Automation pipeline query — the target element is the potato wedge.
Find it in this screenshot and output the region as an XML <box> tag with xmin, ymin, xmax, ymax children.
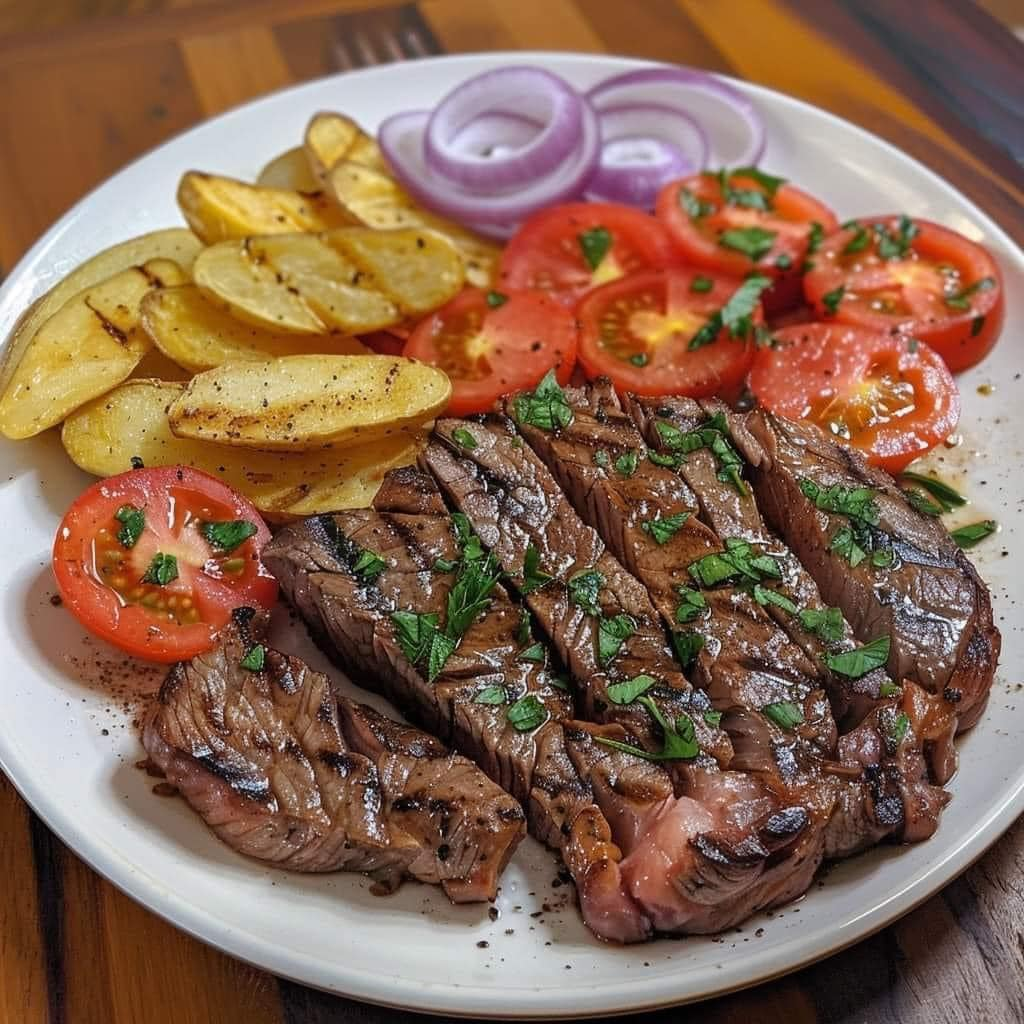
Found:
<box><xmin>304</xmin><ymin>112</ymin><xmax>390</xmax><ymax>179</ymax></box>
<box><xmin>61</xmin><ymin>380</ymin><xmax>419</xmax><ymax>520</ymax></box>
<box><xmin>257</xmin><ymin>147</ymin><xmax>319</xmax><ymax>192</ymax></box>
<box><xmin>0</xmin><ymin>258</ymin><xmax>188</xmax><ymax>439</ymax></box>
<box><xmin>140</xmin><ymin>285</ymin><xmax>368</xmax><ymax>372</ymax></box>
<box><xmin>0</xmin><ymin>228</ymin><xmax>201</xmax><ymax>395</ymax></box>
<box><xmin>167</xmin><ymin>354</ymin><xmax>450</xmax><ymax>451</ymax></box>
<box><xmin>177</xmin><ymin>171</ymin><xmax>354</xmax><ymax>244</ymax></box>
<box><xmin>326</xmin><ymin>160</ymin><xmax>499</xmax><ymax>287</ymax></box>
<box><xmin>193</xmin><ymin>227</ymin><xmax>464</xmax><ymax>335</ymax></box>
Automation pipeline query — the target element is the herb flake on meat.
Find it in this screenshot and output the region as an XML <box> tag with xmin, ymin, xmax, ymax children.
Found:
<box><xmin>514</xmin><ymin>370</ymin><xmax>573</xmax><ymax>432</ymax></box>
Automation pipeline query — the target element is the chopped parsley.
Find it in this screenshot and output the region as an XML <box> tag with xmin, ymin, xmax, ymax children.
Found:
<box><xmin>606</xmin><ymin>673</ymin><xmax>655</xmax><ymax>705</ymax></box>
<box><xmin>807</xmin><ymin>221</ymin><xmax>825</xmax><ymax>255</ymax></box>
<box><xmin>690</xmin><ymin>274</ymin><xmax>714</xmax><ymax>293</ymax></box>
<box><xmin>600</xmin><ymin>696</ymin><xmax>699</xmax><ymax>762</ymax></box>
<box><xmin>593</xmin><ymin>449</ymin><xmax>610</xmax><ymax>468</ymax></box>
<box><xmin>775</xmin><ymin>253</ymin><xmax>793</xmax><ymax>270</ymax></box>
<box><xmin>641</xmin><ymin>511</ymin><xmax>690</xmax><ymax>545</ymax></box>
<box><xmin>648</xmin><ymin>450</ymin><xmax>680</xmax><ymax>468</ymax></box>
<box><xmin>114</xmin><ymin>505</ymin><xmax>145</xmax><ymax>549</ymax></box>
<box><xmin>141</xmin><ymin>552</ymin><xmax>178</xmax><ymax>586</ymax></box>
<box><xmin>675</xmin><ymin>587</ymin><xmax>707</xmax><ymax>624</ymax></box>
<box><xmin>352</xmin><ymin>547</ymin><xmax>387</xmax><ymax>582</ymax></box>
<box><xmin>718</xmin><ymin>226</ymin><xmax>776</xmax><ymax>262</ymax></box>
<box><xmin>474</xmin><ymin>685</ymin><xmax>507</xmax><ymax>705</ymax></box>
<box><xmin>507</xmin><ymin>694</ymin><xmax>547</xmax><ymax>732</ymax></box>
<box><xmin>201</xmin><ymin>519</ymin><xmax>257</xmax><ymax>552</ymax></box>
<box><xmin>518</xmin><ymin>642</ymin><xmax>546</xmax><ymax>663</ymax></box>
<box><xmin>239</xmin><ymin>644</ymin><xmax>265</xmax><ymax>672</ymax></box>
<box><xmin>568</xmin><ymin>568</ymin><xmax>604</xmax><ymax>616</ymax></box>
<box><xmin>433</xmin><ymin>556</ymin><xmax>458</xmax><ymax>573</ymax></box>
<box><xmin>513</xmin><ymin>370</ymin><xmax>573</xmax><ymax>432</ymax></box>
<box><xmin>888</xmin><ymin>710</ymin><xmax>910</xmax><ymax>746</ymax></box>
<box><xmin>516</xmin><ymin>609</ymin><xmax>532</xmax><ymax>645</ymax></box>
<box><xmin>671</xmin><ymin>630</ymin><xmax>705</xmax><ymax>669</ymax></box>
<box><xmin>689</xmin><ymin>537</ymin><xmax>781</xmax><ymax>588</ymax></box>
<box><xmin>798</xmin><ymin>606</ymin><xmax>845</xmax><ymax>644</ymax></box>
<box><xmin>521</xmin><ymin>543</ymin><xmax>553</xmax><ymax>594</ymax></box>
<box><xmin>578</xmin><ymin>226</ymin><xmax>612</xmax><ymax>271</ymax></box>
<box><xmin>879</xmin><ymin>679</ymin><xmax>902</xmax><ymax>698</ymax></box>
<box><xmin>687</xmin><ymin>274</ymin><xmax>772</xmax><ymax>351</ymax></box>
<box><xmin>799</xmin><ymin>478</ymin><xmax>881</xmax><ymax>568</ymax></box>
<box><xmin>704</xmin><ymin>709</ymin><xmax>723</xmax><ymax>727</ymax></box>
<box><xmin>899</xmin><ymin>472</ymin><xmax>965</xmax><ymax>512</ymax></box>
<box><xmin>875</xmin><ymin>215</ymin><xmax>919</xmax><ymax>261</ymax></box>
<box><xmin>654</xmin><ymin>412</ymin><xmax>747</xmax><ymax>496</ymax></box>
<box><xmin>598</xmin><ymin>614</ymin><xmax>635</xmax><ymax>666</ymax></box>
<box><xmin>485</xmin><ymin>289</ymin><xmax>508</xmax><ymax>308</ymax></box>
<box><xmin>614</xmin><ymin>450</ymin><xmax>639</xmax><ymax>477</ymax></box>
<box><xmin>822</xmin><ymin>283</ymin><xmax>845</xmax><ymax>315</ymax></box>
<box><xmin>762</xmin><ymin>700</ymin><xmax>803</xmax><ymax>730</ymax></box>
<box><xmin>452</xmin><ymin>426</ymin><xmax>478</xmax><ymax>450</ymax></box>
<box><xmin>904</xmin><ymin>488</ymin><xmax>944</xmax><ymax>518</ymax></box>
<box><xmin>842</xmin><ymin>223</ymin><xmax>871</xmax><ymax>254</ymax></box>
<box><xmin>679</xmin><ymin>188</ymin><xmax>714</xmax><ymax>219</ymax></box>
<box><xmin>752</xmin><ymin>584</ymin><xmax>798</xmax><ymax>614</ymax></box>
<box><xmin>825</xmin><ymin>635</ymin><xmax>891</xmax><ymax>678</ymax></box>
<box><xmin>629</xmin><ymin>352</ymin><xmax>649</xmax><ymax>367</ymax></box>
<box><xmin>950</xmin><ymin>519</ymin><xmax>997</xmax><ymax>549</ymax></box>
<box><xmin>730</xmin><ymin>166</ymin><xmax>786</xmax><ymax>197</ymax></box>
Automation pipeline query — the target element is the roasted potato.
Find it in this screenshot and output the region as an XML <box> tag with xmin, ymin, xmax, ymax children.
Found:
<box><xmin>140</xmin><ymin>285</ymin><xmax>368</xmax><ymax>372</ymax></box>
<box><xmin>192</xmin><ymin>227</ymin><xmax>464</xmax><ymax>334</ymax></box>
<box><xmin>256</xmin><ymin>147</ymin><xmax>320</xmax><ymax>192</ymax></box>
<box><xmin>0</xmin><ymin>228</ymin><xmax>201</xmax><ymax>396</ymax></box>
<box><xmin>304</xmin><ymin>112</ymin><xmax>389</xmax><ymax>179</ymax></box>
<box><xmin>166</xmin><ymin>353</ymin><xmax>450</xmax><ymax>451</ymax></box>
<box><xmin>325</xmin><ymin>160</ymin><xmax>499</xmax><ymax>287</ymax></box>
<box><xmin>0</xmin><ymin>258</ymin><xmax>189</xmax><ymax>439</ymax></box>
<box><xmin>177</xmin><ymin>171</ymin><xmax>354</xmax><ymax>244</ymax></box>
<box><xmin>61</xmin><ymin>380</ymin><xmax>419</xmax><ymax>520</ymax></box>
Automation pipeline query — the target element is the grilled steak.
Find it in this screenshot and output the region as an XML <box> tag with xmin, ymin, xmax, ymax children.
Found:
<box><xmin>142</xmin><ymin>608</ymin><xmax>524</xmax><ymax>902</ymax></box>
<box><xmin>728</xmin><ymin>407</ymin><xmax>999</xmax><ymax>732</ymax></box>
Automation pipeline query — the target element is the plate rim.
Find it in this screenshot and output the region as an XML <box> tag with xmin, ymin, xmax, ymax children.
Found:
<box><xmin>1</xmin><ymin>49</ymin><xmax>1022</xmax><ymax>1018</ymax></box>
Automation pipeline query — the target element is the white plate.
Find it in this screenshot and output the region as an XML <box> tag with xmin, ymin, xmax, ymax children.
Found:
<box><xmin>0</xmin><ymin>52</ymin><xmax>1021</xmax><ymax>1019</ymax></box>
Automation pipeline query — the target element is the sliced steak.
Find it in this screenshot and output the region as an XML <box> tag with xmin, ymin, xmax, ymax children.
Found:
<box><xmin>142</xmin><ymin>610</ymin><xmax>523</xmax><ymax>902</ymax></box>
<box><xmin>729</xmin><ymin>408</ymin><xmax>999</xmax><ymax>732</ymax></box>
<box><xmin>264</xmin><ymin>476</ymin><xmax>654</xmax><ymax>941</ymax></box>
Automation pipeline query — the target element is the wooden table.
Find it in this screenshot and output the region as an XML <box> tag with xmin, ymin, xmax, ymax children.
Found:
<box><xmin>2</xmin><ymin>2</ymin><xmax>1023</xmax><ymax>1021</ymax></box>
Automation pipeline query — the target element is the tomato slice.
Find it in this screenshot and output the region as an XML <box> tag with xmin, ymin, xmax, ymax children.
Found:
<box><xmin>749</xmin><ymin>323</ymin><xmax>960</xmax><ymax>474</ymax></box>
<box><xmin>403</xmin><ymin>287</ymin><xmax>578</xmax><ymax>416</ymax></box>
<box><xmin>359</xmin><ymin>329</ymin><xmax>407</xmax><ymax>355</ymax></box>
<box><xmin>802</xmin><ymin>216</ymin><xmax>1005</xmax><ymax>373</ymax></box>
<box><xmin>576</xmin><ymin>268</ymin><xmax>763</xmax><ymax>398</ymax></box>
<box><xmin>498</xmin><ymin>201</ymin><xmax>678</xmax><ymax>306</ymax></box>
<box><xmin>655</xmin><ymin>171</ymin><xmax>839</xmax><ymax>314</ymax></box>
<box><xmin>52</xmin><ymin>467</ymin><xmax>278</xmax><ymax>663</ymax></box>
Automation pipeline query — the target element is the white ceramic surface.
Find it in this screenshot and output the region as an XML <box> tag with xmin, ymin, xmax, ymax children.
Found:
<box><xmin>0</xmin><ymin>52</ymin><xmax>1020</xmax><ymax>1019</ymax></box>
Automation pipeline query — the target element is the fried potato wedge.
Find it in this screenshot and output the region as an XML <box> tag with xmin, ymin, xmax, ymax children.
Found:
<box><xmin>177</xmin><ymin>171</ymin><xmax>354</xmax><ymax>244</ymax></box>
<box><xmin>326</xmin><ymin>160</ymin><xmax>499</xmax><ymax>287</ymax></box>
<box><xmin>61</xmin><ymin>380</ymin><xmax>418</xmax><ymax>520</ymax></box>
<box><xmin>0</xmin><ymin>228</ymin><xmax>201</xmax><ymax>395</ymax></box>
<box><xmin>193</xmin><ymin>227</ymin><xmax>464</xmax><ymax>334</ymax></box>
<box><xmin>304</xmin><ymin>112</ymin><xmax>389</xmax><ymax>179</ymax></box>
<box><xmin>167</xmin><ymin>353</ymin><xmax>450</xmax><ymax>451</ymax></box>
<box><xmin>256</xmin><ymin>147</ymin><xmax>320</xmax><ymax>191</ymax></box>
<box><xmin>0</xmin><ymin>258</ymin><xmax>188</xmax><ymax>439</ymax></box>
<box><xmin>140</xmin><ymin>284</ymin><xmax>368</xmax><ymax>372</ymax></box>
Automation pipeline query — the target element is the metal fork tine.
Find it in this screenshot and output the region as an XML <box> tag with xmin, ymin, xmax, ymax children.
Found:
<box><xmin>352</xmin><ymin>29</ymin><xmax>378</xmax><ymax>68</ymax></box>
<box><xmin>399</xmin><ymin>26</ymin><xmax>430</xmax><ymax>59</ymax></box>
<box><xmin>331</xmin><ymin>35</ymin><xmax>356</xmax><ymax>71</ymax></box>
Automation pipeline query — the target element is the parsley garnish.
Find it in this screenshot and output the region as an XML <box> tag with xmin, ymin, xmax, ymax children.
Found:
<box><xmin>450</xmin><ymin>512</ymin><xmax>484</xmax><ymax>561</ymax></box>
<box><xmin>629</xmin><ymin>352</ymin><xmax>649</xmax><ymax>367</ymax></box>
<box><xmin>239</xmin><ymin>644</ymin><xmax>265</xmax><ymax>672</ymax></box>
<box><xmin>679</xmin><ymin>188</ymin><xmax>714</xmax><ymax>219</ymax></box>
<box><xmin>875</xmin><ymin>216</ymin><xmax>919</xmax><ymax>261</ymax></box>
<box><xmin>799</xmin><ymin>478</ymin><xmax>881</xmax><ymax>567</ymax></box>
<box><xmin>752</xmin><ymin>584</ymin><xmax>797</xmax><ymax>614</ymax></box>
<box><xmin>762</xmin><ymin>701</ymin><xmax>803</xmax><ymax>730</ymax></box>
<box><xmin>950</xmin><ymin>519</ymin><xmax>997</xmax><ymax>549</ymax></box>
<box><xmin>442</xmin><ymin>551</ymin><xmax>503</xmax><ymax>643</ymax></box>
<box><xmin>887</xmin><ymin>710</ymin><xmax>910</xmax><ymax>747</ymax></box>
<box><xmin>392</xmin><ymin>609</ymin><xmax>441</xmax><ymax>665</ymax></box>
<box><xmin>578</xmin><ymin>226</ymin><xmax>612</xmax><ymax>271</ymax></box>
<box><xmin>718</xmin><ymin>226</ymin><xmax>776</xmax><ymax>262</ymax></box>
<box><xmin>704</xmin><ymin>709</ymin><xmax>723</xmax><ymax>727</ymax></box>
<box><xmin>433</xmin><ymin>556</ymin><xmax>457</xmax><ymax>573</ymax></box>
<box><xmin>568</xmin><ymin>568</ymin><xmax>604</xmax><ymax>616</ymax></box>
<box><xmin>594</xmin><ymin>449</ymin><xmax>610</xmax><ymax>468</ymax></box>
<box><xmin>474</xmin><ymin>685</ymin><xmax>506</xmax><ymax>705</ymax></box>
<box><xmin>485</xmin><ymin>290</ymin><xmax>508</xmax><ymax>308</ymax></box>
<box><xmin>775</xmin><ymin>253</ymin><xmax>793</xmax><ymax>270</ymax></box>
<box><xmin>514</xmin><ymin>370</ymin><xmax>573</xmax><ymax>432</ymax></box>
<box><xmin>598</xmin><ymin>614</ymin><xmax>635</xmax><ymax>666</ymax></box>
<box><xmin>842</xmin><ymin>223</ymin><xmax>870</xmax><ymax>254</ymax></box>
<box><xmin>114</xmin><ymin>505</ymin><xmax>145</xmax><ymax>549</ymax></box>
<box><xmin>904</xmin><ymin>488</ymin><xmax>944</xmax><ymax>518</ymax></box>
<box><xmin>452</xmin><ymin>427</ymin><xmax>478</xmax><ymax>450</ymax></box>
<box><xmin>596</xmin><ymin>697</ymin><xmax>699</xmax><ymax>762</ymax></box>
<box><xmin>641</xmin><ymin>511</ymin><xmax>690</xmax><ymax>545</ymax></box>
<box><xmin>731</xmin><ymin>166</ymin><xmax>786</xmax><ymax>197</ymax></box>
<box><xmin>141</xmin><ymin>552</ymin><xmax>178</xmax><ymax>586</ymax></box>
<box><xmin>675</xmin><ymin>587</ymin><xmax>707</xmax><ymax>624</ymax></box>
<box><xmin>606</xmin><ymin>674</ymin><xmax>655</xmax><ymax>705</ymax></box>
<box><xmin>798</xmin><ymin>606</ymin><xmax>845</xmax><ymax>644</ymax></box>
<box><xmin>899</xmin><ymin>472</ymin><xmax>965</xmax><ymax>511</ymax></box>
<box><xmin>507</xmin><ymin>694</ymin><xmax>547</xmax><ymax>732</ymax></box>
<box><xmin>879</xmin><ymin>679</ymin><xmax>902</xmax><ymax>698</ymax></box>
<box><xmin>654</xmin><ymin>412</ymin><xmax>748</xmax><ymax>496</ymax></box>
<box><xmin>521</xmin><ymin>543</ymin><xmax>553</xmax><ymax>594</ymax></box>
<box><xmin>614</xmin><ymin>450</ymin><xmax>639</xmax><ymax>477</ymax></box>
<box><xmin>689</xmin><ymin>537</ymin><xmax>781</xmax><ymax>588</ymax></box>
<box><xmin>822</xmin><ymin>284</ymin><xmax>845</xmax><ymax>315</ymax></box>
<box><xmin>516</xmin><ymin>609</ymin><xmax>531</xmax><ymax>645</ymax></box>
<box><xmin>201</xmin><ymin>519</ymin><xmax>257</xmax><ymax>552</ymax></box>
<box><xmin>807</xmin><ymin>221</ymin><xmax>825</xmax><ymax>255</ymax></box>
<box><xmin>716</xmin><ymin>168</ymin><xmax>769</xmax><ymax>211</ymax></box>
<box><xmin>872</xmin><ymin>548</ymin><xmax>895</xmax><ymax>568</ymax></box>
<box><xmin>825</xmin><ymin>635</ymin><xmax>891</xmax><ymax>678</ymax></box>
<box><xmin>671</xmin><ymin>630</ymin><xmax>705</xmax><ymax>669</ymax></box>
<box><xmin>648</xmin><ymin>450</ymin><xmax>680</xmax><ymax>468</ymax></box>
<box><xmin>352</xmin><ymin>547</ymin><xmax>387</xmax><ymax>582</ymax></box>
<box><xmin>687</xmin><ymin>275</ymin><xmax>772</xmax><ymax>351</ymax></box>
<box><xmin>518</xmin><ymin>642</ymin><xmax>546</xmax><ymax>663</ymax></box>
<box><xmin>690</xmin><ymin>275</ymin><xmax>714</xmax><ymax>293</ymax></box>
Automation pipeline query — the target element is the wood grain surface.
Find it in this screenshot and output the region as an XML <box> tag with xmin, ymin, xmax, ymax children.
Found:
<box><xmin>1</xmin><ymin>1</ymin><xmax>1023</xmax><ymax>1021</ymax></box>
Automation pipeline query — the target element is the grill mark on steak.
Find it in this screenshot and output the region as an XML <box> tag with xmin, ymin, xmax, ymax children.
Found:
<box><xmin>729</xmin><ymin>407</ymin><xmax>999</xmax><ymax>734</ymax></box>
<box><xmin>142</xmin><ymin>614</ymin><xmax>523</xmax><ymax>902</ymax></box>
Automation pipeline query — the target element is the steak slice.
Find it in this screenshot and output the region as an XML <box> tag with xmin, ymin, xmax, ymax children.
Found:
<box><xmin>729</xmin><ymin>407</ymin><xmax>999</xmax><ymax>733</ymax></box>
<box><xmin>142</xmin><ymin>609</ymin><xmax>523</xmax><ymax>902</ymax></box>
<box><xmin>264</xmin><ymin>477</ymin><xmax>655</xmax><ymax>941</ymax></box>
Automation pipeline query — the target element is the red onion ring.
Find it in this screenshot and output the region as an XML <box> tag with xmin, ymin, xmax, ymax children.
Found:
<box><xmin>583</xmin><ymin>103</ymin><xmax>708</xmax><ymax>208</ymax></box>
<box><xmin>378</xmin><ymin>103</ymin><xmax>601</xmax><ymax>225</ymax></box>
<box><xmin>424</xmin><ymin>67</ymin><xmax>586</xmax><ymax>193</ymax></box>
<box><xmin>447</xmin><ymin>111</ymin><xmax>543</xmax><ymax>162</ymax></box>
<box><xmin>587</xmin><ymin>67</ymin><xmax>765</xmax><ymax>169</ymax></box>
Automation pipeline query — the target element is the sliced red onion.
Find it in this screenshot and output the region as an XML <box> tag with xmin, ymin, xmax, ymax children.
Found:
<box><xmin>587</xmin><ymin>67</ymin><xmax>765</xmax><ymax>169</ymax></box>
<box><xmin>379</xmin><ymin>104</ymin><xmax>601</xmax><ymax>225</ymax></box>
<box><xmin>448</xmin><ymin>111</ymin><xmax>543</xmax><ymax>162</ymax></box>
<box><xmin>583</xmin><ymin>103</ymin><xmax>708</xmax><ymax>208</ymax></box>
<box><xmin>424</xmin><ymin>67</ymin><xmax>586</xmax><ymax>193</ymax></box>
<box><xmin>465</xmin><ymin>220</ymin><xmax>520</xmax><ymax>241</ymax></box>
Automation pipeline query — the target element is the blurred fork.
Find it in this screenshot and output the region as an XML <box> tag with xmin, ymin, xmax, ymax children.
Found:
<box><xmin>331</xmin><ymin>4</ymin><xmax>442</xmax><ymax>70</ymax></box>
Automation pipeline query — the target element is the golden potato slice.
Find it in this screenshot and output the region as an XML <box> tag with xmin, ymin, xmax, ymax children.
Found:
<box><xmin>0</xmin><ymin>228</ymin><xmax>201</xmax><ymax>396</ymax></box>
<box><xmin>0</xmin><ymin>258</ymin><xmax>188</xmax><ymax>439</ymax></box>
<box><xmin>304</xmin><ymin>112</ymin><xmax>390</xmax><ymax>179</ymax></box>
<box><xmin>256</xmin><ymin>147</ymin><xmax>319</xmax><ymax>191</ymax></box>
<box><xmin>140</xmin><ymin>284</ymin><xmax>368</xmax><ymax>372</ymax></box>
<box><xmin>192</xmin><ymin>227</ymin><xmax>463</xmax><ymax>335</ymax></box>
<box><xmin>61</xmin><ymin>380</ymin><xmax>419</xmax><ymax>520</ymax></box>
<box><xmin>167</xmin><ymin>353</ymin><xmax>450</xmax><ymax>451</ymax></box>
<box><xmin>177</xmin><ymin>171</ymin><xmax>354</xmax><ymax>244</ymax></box>
<box><xmin>326</xmin><ymin>161</ymin><xmax>499</xmax><ymax>287</ymax></box>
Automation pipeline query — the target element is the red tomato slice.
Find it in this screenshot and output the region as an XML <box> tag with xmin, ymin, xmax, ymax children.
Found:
<box><xmin>404</xmin><ymin>288</ymin><xmax>578</xmax><ymax>416</ymax></box>
<box><xmin>498</xmin><ymin>201</ymin><xmax>678</xmax><ymax>306</ymax></box>
<box><xmin>749</xmin><ymin>322</ymin><xmax>960</xmax><ymax>474</ymax></box>
<box><xmin>655</xmin><ymin>171</ymin><xmax>839</xmax><ymax>314</ymax></box>
<box><xmin>576</xmin><ymin>268</ymin><xmax>763</xmax><ymax>398</ymax></box>
<box><xmin>359</xmin><ymin>329</ymin><xmax>407</xmax><ymax>355</ymax></box>
<box><xmin>802</xmin><ymin>216</ymin><xmax>1005</xmax><ymax>373</ymax></box>
<box><xmin>53</xmin><ymin>467</ymin><xmax>278</xmax><ymax>663</ymax></box>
